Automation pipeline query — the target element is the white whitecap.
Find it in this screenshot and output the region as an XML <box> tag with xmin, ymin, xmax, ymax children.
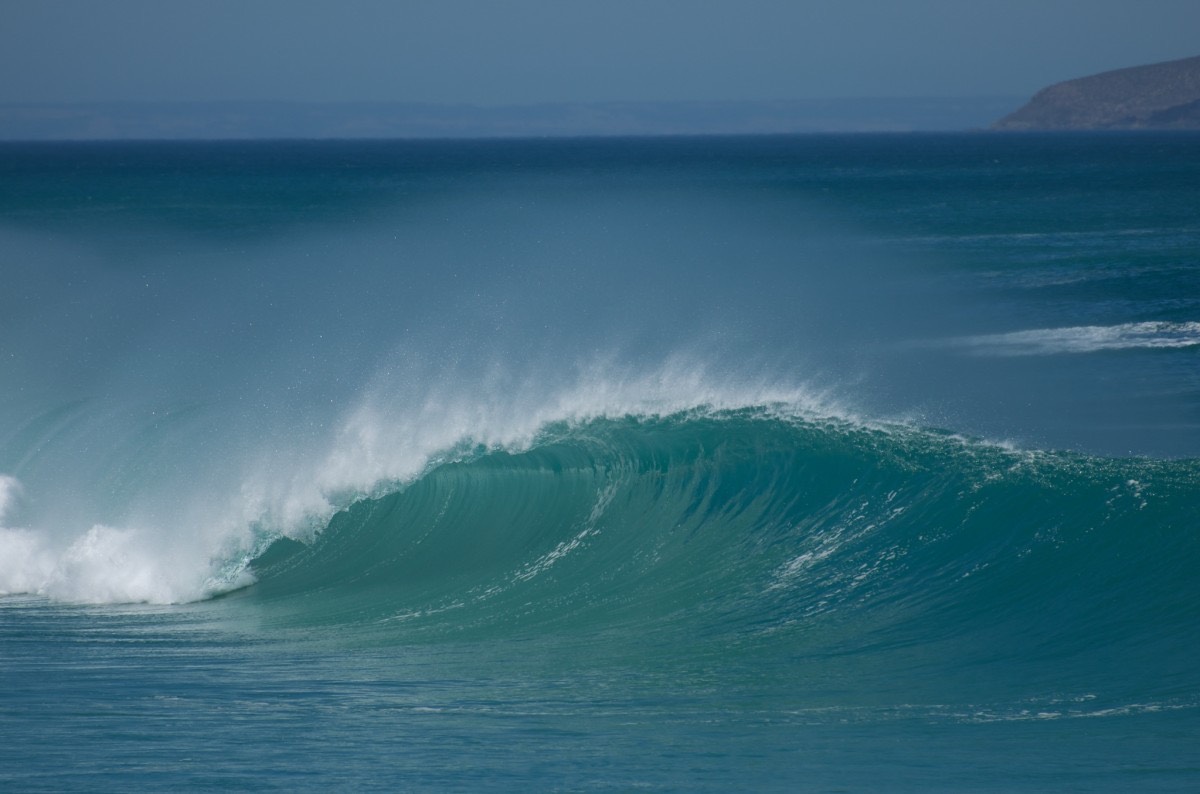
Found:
<box><xmin>952</xmin><ymin>321</ymin><xmax>1200</xmax><ymax>356</ymax></box>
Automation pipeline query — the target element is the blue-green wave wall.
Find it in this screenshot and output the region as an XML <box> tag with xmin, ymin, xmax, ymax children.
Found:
<box><xmin>241</xmin><ymin>410</ymin><xmax>1199</xmax><ymax>704</ymax></box>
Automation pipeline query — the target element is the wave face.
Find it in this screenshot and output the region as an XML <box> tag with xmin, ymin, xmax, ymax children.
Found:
<box><xmin>238</xmin><ymin>408</ymin><xmax>1200</xmax><ymax>704</ymax></box>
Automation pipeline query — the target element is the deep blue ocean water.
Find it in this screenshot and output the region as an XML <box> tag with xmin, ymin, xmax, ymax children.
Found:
<box><xmin>2</xmin><ymin>134</ymin><xmax>1199</xmax><ymax>790</ymax></box>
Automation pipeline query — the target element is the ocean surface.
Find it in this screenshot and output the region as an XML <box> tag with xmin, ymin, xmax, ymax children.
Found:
<box><xmin>1</xmin><ymin>134</ymin><xmax>1198</xmax><ymax>790</ymax></box>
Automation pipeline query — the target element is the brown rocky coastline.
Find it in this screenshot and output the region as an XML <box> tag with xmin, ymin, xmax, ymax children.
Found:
<box><xmin>994</xmin><ymin>54</ymin><xmax>1200</xmax><ymax>130</ymax></box>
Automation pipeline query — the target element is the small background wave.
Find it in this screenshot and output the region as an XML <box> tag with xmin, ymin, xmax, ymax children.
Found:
<box><xmin>953</xmin><ymin>321</ymin><xmax>1200</xmax><ymax>356</ymax></box>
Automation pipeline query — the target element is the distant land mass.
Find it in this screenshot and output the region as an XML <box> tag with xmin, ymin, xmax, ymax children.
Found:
<box><xmin>994</xmin><ymin>55</ymin><xmax>1200</xmax><ymax>130</ymax></box>
<box><xmin>0</xmin><ymin>98</ymin><xmax>1019</xmax><ymax>140</ymax></box>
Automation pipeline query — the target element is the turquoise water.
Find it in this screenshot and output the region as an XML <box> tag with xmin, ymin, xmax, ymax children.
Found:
<box><xmin>2</xmin><ymin>135</ymin><xmax>1199</xmax><ymax>790</ymax></box>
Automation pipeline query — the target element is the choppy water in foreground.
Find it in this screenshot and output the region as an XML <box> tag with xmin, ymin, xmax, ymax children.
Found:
<box><xmin>2</xmin><ymin>134</ymin><xmax>1199</xmax><ymax>790</ymax></box>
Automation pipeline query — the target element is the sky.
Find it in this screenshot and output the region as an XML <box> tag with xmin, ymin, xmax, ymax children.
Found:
<box><xmin>1</xmin><ymin>0</ymin><xmax>1198</xmax><ymax>105</ymax></box>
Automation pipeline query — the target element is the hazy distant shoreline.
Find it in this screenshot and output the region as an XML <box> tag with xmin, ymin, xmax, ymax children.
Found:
<box><xmin>0</xmin><ymin>98</ymin><xmax>1020</xmax><ymax>140</ymax></box>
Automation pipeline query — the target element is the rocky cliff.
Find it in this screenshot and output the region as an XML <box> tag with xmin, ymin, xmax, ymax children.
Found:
<box><xmin>994</xmin><ymin>55</ymin><xmax>1200</xmax><ymax>130</ymax></box>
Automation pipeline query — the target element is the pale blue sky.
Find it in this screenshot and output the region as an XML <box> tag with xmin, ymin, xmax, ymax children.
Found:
<box><xmin>2</xmin><ymin>0</ymin><xmax>1197</xmax><ymax>104</ymax></box>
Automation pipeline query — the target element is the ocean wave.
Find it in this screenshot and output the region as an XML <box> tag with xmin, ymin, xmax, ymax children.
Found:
<box><xmin>229</xmin><ymin>409</ymin><xmax>1199</xmax><ymax>669</ymax></box>
<box><xmin>0</xmin><ymin>369</ymin><xmax>843</xmax><ymax>605</ymax></box>
<box><xmin>3</xmin><ymin>383</ymin><xmax>1197</xmax><ymax>681</ymax></box>
<box><xmin>952</xmin><ymin>321</ymin><xmax>1200</xmax><ymax>355</ymax></box>
<box><xmin>3</xmin><ymin>397</ymin><xmax>1198</xmax><ymax>714</ymax></box>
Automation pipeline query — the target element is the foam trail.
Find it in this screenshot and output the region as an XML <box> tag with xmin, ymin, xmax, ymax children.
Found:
<box><xmin>953</xmin><ymin>321</ymin><xmax>1200</xmax><ymax>356</ymax></box>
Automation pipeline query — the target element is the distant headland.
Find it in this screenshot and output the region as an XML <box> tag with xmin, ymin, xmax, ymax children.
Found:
<box><xmin>994</xmin><ymin>55</ymin><xmax>1200</xmax><ymax>130</ymax></box>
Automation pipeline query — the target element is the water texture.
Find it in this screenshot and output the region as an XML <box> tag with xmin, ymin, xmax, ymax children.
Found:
<box><xmin>2</xmin><ymin>134</ymin><xmax>1198</xmax><ymax>790</ymax></box>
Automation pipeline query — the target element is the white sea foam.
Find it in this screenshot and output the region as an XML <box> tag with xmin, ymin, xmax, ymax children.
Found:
<box><xmin>953</xmin><ymin>321</ymin><xmax>1200</xmax><ymax>356</ymax></box>
<box><xmin>0</xmin><ymin>525</ymin><xmax>57</xmax><ymax>598</ymax></box>
<box><xmin>43</xmin><ymin>525</ymin><xmax>186</xmax><ymax>604</ymax></box>
<box><xmin>0</xmin><ymin>476</ymin><xmax>55</xmax><ymax>596</ymax></box>
<box><xmin>0</xmin><ymin>473</ymin><xmax>243</xmax><ymax>604</ymax></box>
